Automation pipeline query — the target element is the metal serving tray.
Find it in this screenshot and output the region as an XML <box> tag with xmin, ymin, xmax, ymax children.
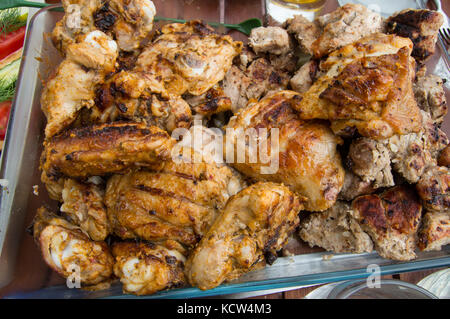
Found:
<box><xmin>0</xmin><ymin>0</ymin><xmax>449</xmax><ymax>299</ymax></box>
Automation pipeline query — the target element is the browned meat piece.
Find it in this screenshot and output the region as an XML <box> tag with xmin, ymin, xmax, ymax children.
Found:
<box><xmin>416</xmin><ymin>166</ymin><xmax>450</xmax><ymax>213</ymax></box>
<box><xmin>311</xmin><ymin>4</ymin><xmax>383</xmax><ymax>58</ymax></box>
<box><xmin>339</xmin><ymin>170</ymin><xmax>376</xmax><ymax>201</ymax></box>
<box><xmin>438</xmin><ymin>145</ymin><xmax>450</xmax><ymax>167</ymax></box>
<box><xmin>299</xmin><ymin>201</ymin><xmax>373</xmax><ymax>254</ymax></box>
<box><xmin>184</xmin><ymin>84</ymin><xmax>232</xmax><ymax>116</ymax></box>
<box><xmin>284</xmin><ymin>14</ymin><xmax>320</xmax><ymax>56</ymax></box>
<box><xmin>105</xmin><ymin>157</ymin><xmax>246</xmax><ymax>247</ymax></box>
<box><xmin>225</xmin><ymin>90</ymin><xmax>345</xmax><ymax>212</ymax></box>
<box><xmin>417</xmin><ymin>211</ymin><xmax>450</xmax><ymax>251</ymax></box>
<box><xmin>185</xmin><ymin>182</ymin><xmax>303</xmax><ymax>290</ymax></box>
<box><xmin>248</xmin><ymin>26</ymin><xmax>290</xmax><ymax>55</ymax></box>
<box><xmin>112</xmin><ymin>241</ymin><xmax>186</xmax><ymax>295</ymax></box>
<box><xmin>60</xmin><ymin>178</ymin><xmax>110</xmax><ymax>241</ymax></box>
<box><xmin>40</xmin><ymin>122</ymin><xmax>176</xmax><ymax>180</ymax></box>
<box><xmin>222</xmin><ymin>58</ymin><xmax>289</xmax><ymax>113</ymax></box>
<box><xmin>32</xmin><ymin>207</ymin><xmax>114</xmax><ymax>289</ymax></box>
<box><xmin>414</xmin><ymin>74</ymin><xmax>448</xmax><ymax>125</ymax></box>
<box><xmin>386</xmin><ymin>9</ymin><xmax>444</xmax><ymax>62</ymax></box>
<box><xmin>347</xmin><ymin>138</ymin><xmax>394</xmax><ymax>188</ymax></box>
<box><xmin>352</xmin><ymin>186</ymin><xmax>422</xmax><ymax>261</ymax></box>
<box><xmin>289</xmin><ymin>60</ymin><xmax>318</xmax><ymax>94</ymax></box>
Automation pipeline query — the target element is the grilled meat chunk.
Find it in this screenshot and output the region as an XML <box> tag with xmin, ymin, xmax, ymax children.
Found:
<box><xmin>416</xmin><ymin>166</ymin><xmax>450</xmax><ymax>213</ymax></box>
<box><xmin>249</xmin><ymin>26</ymin><xmax>290</xmax><ymax>55</ymax></box>
<box><xmin>225</xmin><ymin>90</ymin><xmax>345</xmax><ymax>211</ymax></box>
<box><xmin>105</xmin><ymin>157</ymin><xmax>246</xmax><ymax>246</ymax></box>
<box><xmin>290</xmin><ymin>60</ymin><xmax>318</xmax><ymax>94</ymax></box>
<box><xmin>112</xmin><ymin>241</ymin><xmax>186</xmax><ymax>295</ymax></box>
<box><xmin>32</xmin><ymin>207</ymin><xmax>114</xmax><ymax>289</ymax></box>
<box><xmin>284</xmin><ymin>14</ymin><xmax>320</xmax><ymax>56</ymax></box>
<box><xmin>386</xmin><ymin>9</ymin><xmax>444</xmax><ymax>62</ymax></box>
<box><xmin>438</xmin><ymin>145</ymin><xmax>450</xmax><ymax>167</ymax></box>
<box><xmin>299</xmin><ymin>201</ymin><xmax>373</xmax><ymax>254</ymax></box>
<box><xmin>417</xmin><ymin>211</ymin><xmax>450</xmax><ymax>251</ymax></box>
<box><xmin>352</xmin><ymin>186</ymin><xmax>422</xmax><ymax>261</ymax></box>
<box><xmin>339</xmin><ymin>170</ymin><xmax>376</xmax><ymax>201</ymax></box>
<box><xmin>40</xmin><ymin>122</ymin><xmax>176</xmax><ymax>180</ymax></box>
<box><xmin>414</xmin><ymin>73</ymin><xmax>447</xmax><ymax>125</ymax></box>
<box><xmin>185</xmin><ymin>182</ymin><xmax>303</xmax><ymax>290</ymax></box>
<box><xmin>60</xmin><ymin>178</ymin><xmax>110</xmax><ymax>241</ymax></box>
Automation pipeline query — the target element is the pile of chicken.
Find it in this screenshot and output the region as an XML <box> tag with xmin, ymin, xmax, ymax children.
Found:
<box><xmin>32</xmin><ymin>0</ymin><xmax>450</xmax><ymax>295</ymax></box>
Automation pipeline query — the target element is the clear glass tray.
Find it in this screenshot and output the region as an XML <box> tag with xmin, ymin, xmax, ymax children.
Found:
<box><xmin>0</xmin><ymin>0</ymin><xmax>449</xmax><ymax>299</ymax></box>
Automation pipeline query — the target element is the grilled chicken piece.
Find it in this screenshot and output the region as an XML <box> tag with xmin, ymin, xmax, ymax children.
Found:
<box><xmin>40</xmin><ymin>122</ymin><xmax>175</xmax><ymax>180</ymax></box>
<box><xmin>417</xmin><ymin>211</ymin><xmax>450</xmax><ymax>251</ymax></box>
<box><xmin>135</xmin><ymin>21</ymin><xmax>242</xmax><ymax>96</ymax></box>
<box><xmin>60</xmin><ymin>178</ymin><xmax>109</xmax><ymax>241</ymax></box>
<box><xmin>248</xmin><ymin>26</ymin><xmax>290</xmax><ymax>55</ymax></box>
<box><xmin>225</xmin><ymin>90</ymin><xmax>345</xmax><ymax>211</ymax></box>
<box><xmin>386</xmin><ymin>9</ymin><xmax>444</xmax><ymax>62</ymax></box>
<box><xmin>52</xmin><ymin>0</ymin><xmax>156</xmax><ymax>53</ymax></box>
<box><xmin>112</xmin><ymin>241</ymin><xmax>186</xmax><ymax>295</ymax></box>
<box><xmin>338</xmin><ymin>170</ymin><xmax>376</xmax><ymax>201</ymax></box>
<box><xmin>414</xmin><ymin>73</ymin><xmax>447</xmax><ymax>125</ymax></box>
<box><xmin>92</xmin><ymin>71</ymin><xmax>192</xmax><ymax>132</ymax></box>
<box><xmin>352</xmin><ymin>186</ymin><xmax>422</xmax><ymax>261</ymax></box>
<box><xmin>41</xmin><ymin>30</ymin><xmax>118</xmax><ymax>138</ymax></box>
<box><xmin>416</xmin><ymin>166</ymin><xmax>450</xmax><ymax>213</ymax></box>
<box><xmin>222</xmin><ymin>58</ymin><xmax>289</xmax><ymax>113</ymax></box>
<box><xmin>293</xmin><ymin>34</ymin><xmax>423</xmax><ymax>140</ymax></box>
<box><xmin>299</xmin><ymin>201</ymin><xmax>373</xmax><ymax>254</ymax></box>
<box><xmin>32</xmin><ymin>207</ymin><xmax>114</xmax><ymax>289</ymax></box>
<box><xmin>185</xmin><ymin>182</ymin><xmax>303</xmax><ymax>290</ymax></box>
<box><xmin>105</xmin><ymin>155</ymin><xmax>246</xmax><ymax>247</ymax></box>
<box><xmin>438</xmin><ymin>145</ymin><xmax>450</xmax><ymax>167</ymax></box>
<box><xmin>184</xmin><ymin>84</ymin><xmax>233</xmax><ymax>116</ymax></box>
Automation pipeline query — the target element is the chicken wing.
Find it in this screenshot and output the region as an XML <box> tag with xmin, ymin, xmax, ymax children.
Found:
<box><xmin>105</xmin><ymin>156</ymin><xmax>246</xmax><ymax>247</ymax></box>
<box><xmin>52</xmin><ymin>0</ymin><xmax>156</xmax><ymax>53</ymax></box>
<box><xmin>41</xmin><ymin>30</ymin><xmax>118</xmax><ymax>138</ymax></box>
<box><xmin>352</xmin><ymin>186</ymin><xmax>422</xmax><ymax>261</ymax></box>
<box><xmin>112</xmin><ymin>241</ymin><xmax>185</xmax><ymax>295</ymax></box>
<box><xmin>32</xmin><ymin>207</ymin><xmax>114</xmax><ymax>289</ymax></box>
<box><xmin>60</xmin><ymin>178</ymin><xmax>110</xmax><ymax>241</ymax></box>
<box><xmin>386</xmin><ymin>9</ymin><xmax>444</xmax><ymax>63</ymax></box>
<box><xmin>225</xmin><ymin>90</ymin><xmax>345</xmax><ymax>211</ymax></box>
<box><xmin>135</xmin><ymin>20</ymin><xmax>243</xmax><ymax>96</ymax></box>
<box><xmin>185</xmin><ymin>182</ymin><xmax>303</xmax><ymax>290</ymax></box>
<box><xmin>40</xmin><ymin>122</ymin><xmax>176</xmax><ymax>180</ymax></box>
<box><xmin>299</xmin><ymin>201</ymin><xmax>373</xmax><ymax>254</ymax></box>
<box><xmin>292</xmin><ymin>34</ymin><xmax>422</xmax><ymax>140</ymax></box>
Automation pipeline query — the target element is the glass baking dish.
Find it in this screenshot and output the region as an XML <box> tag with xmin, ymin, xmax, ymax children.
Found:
<box><xmin>0</xmin><ymin>0</ymin><xmax>449</xmax><ymax>299</ymax></box>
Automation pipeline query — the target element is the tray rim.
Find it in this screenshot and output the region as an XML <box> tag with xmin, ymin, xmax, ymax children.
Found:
<box><xmin>1</xmin><ymin>2</ymin><xmax>450</xmax><ymax>299</ymax></box>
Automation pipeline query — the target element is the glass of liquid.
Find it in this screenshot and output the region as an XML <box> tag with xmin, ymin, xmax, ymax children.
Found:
<box><xmin>265</xmin><ymin>0</ymin><xmax>327</xmax><ymax>24</ymax></box>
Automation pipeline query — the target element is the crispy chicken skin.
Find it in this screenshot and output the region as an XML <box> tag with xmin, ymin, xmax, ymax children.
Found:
<box><xmin>416</xmin><ymin>166</ymin><xmax>450</xmax><ymax>213</ymax></box>
<box><xmin>112</xmin><ymin>241</ymin><xmax>185</xmax><ymax>295</ymax></box>
<box><xmin>225</xmin><ymin>90</ymin><xmax>345</xmax><ymax>211</ymax></box>
<box><xmin>41</xmin><ymin>31</ymin><xmax>118</xmax><ymax>138</ymax></box>
<box><xmin>60</xmin><ymin>179</ymin><xmax>110</xmax><ymax>241</ymax></box>
<box><xmin>105</xmin><ymin>158</ymin><xmax>246</xmax><ymax>246</ymax></box>
<box><xmin>386</xmin><ymin>9</ymin><xmax>444</xmax><ymax>62</ymax></box>
<box><xmin>294</xmin><ymin>35</ymin><xmax>422</xmax><ymax>140</ymax></box>
<box><xmin>52</xmin><ymin>0</ymin><xmax>156</xmax><ymax>53</ymax></box>
<box><xmin>185</xmin><ymin>182</ymin><xmax>303</xmax><ymax>290</ymax></box>
<box><xmin>299</xmin><ymin>201</ymin><xmax>373</xmax><ymax>254</ymax></box>
<box><xmin>32</xmin><ymin>207</ymin><xmax>114</xmax><ymax>288</ymax></box>
<box><xmin>135</xmin><ymin>21</ymin><xmax>242</xmax><ymax>96</ymax></box>
<box><xmin>417</xmin><ymin>211</ymin><xmax>450</xmax><ymax>251</ymax></box>
<box><xmin>40</xmin><ymin>122</ymin><xmax>175</xmax><ymax>180</ymax></box>
<box><xmin>352</xmin><ymin>186</ymin><xmax>422</xmax><ymax>261</ymax></box>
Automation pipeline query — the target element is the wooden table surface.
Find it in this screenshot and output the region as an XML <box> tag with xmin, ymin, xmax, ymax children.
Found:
<box><xmin>0</xmin><ymin>0</ymin><xmax>448</xmax><ymax>299</ymax></box>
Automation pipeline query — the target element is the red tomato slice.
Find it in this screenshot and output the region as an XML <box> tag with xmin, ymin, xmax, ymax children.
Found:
<box><xmin>0</xmin><ymin>26</ymin><xmax>26</xmax><ymax>61</ymax></box>
<box><xmin>0</xmin><ymin>101</ymin><xmax>12</xmax><ymax>140</ymax></box>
